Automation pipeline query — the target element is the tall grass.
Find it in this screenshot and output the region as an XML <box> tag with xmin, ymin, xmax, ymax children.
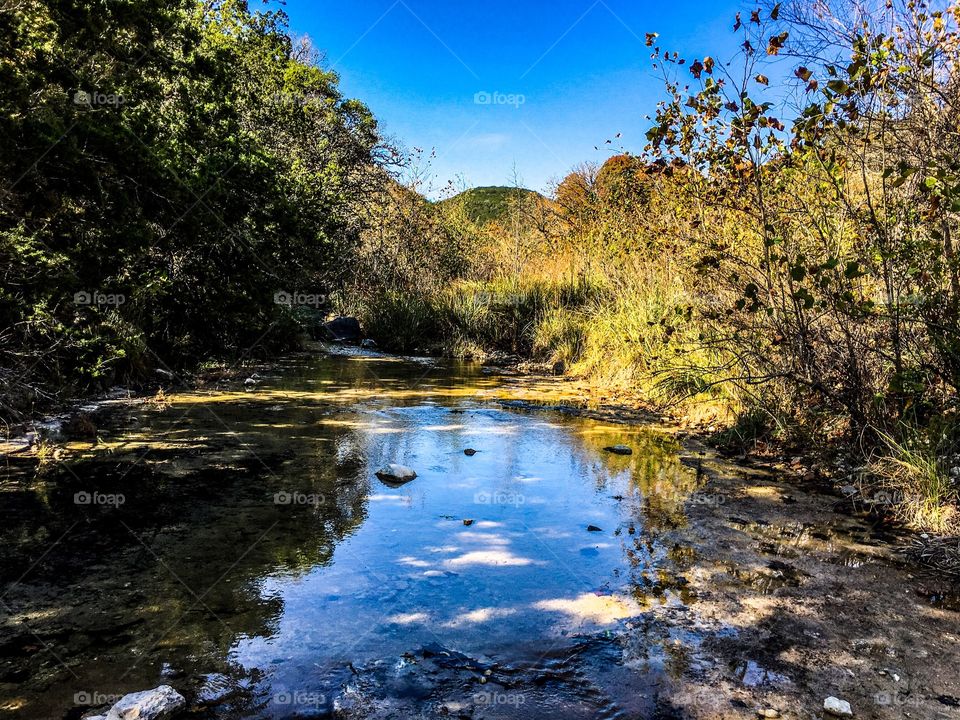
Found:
<box><xmin>353</xmin><ymin>269</ymin><xmax>737</xmax><ymax>415</ymax></box>
<box><xmin>872</xmin><ymin>430</ymin><xmax>960</xmax><ymax>534</ymax></box>
<box><xmin>355</xmin><ymin>277</ymin><xmax>605</xmax><ymax>357</ymax></box>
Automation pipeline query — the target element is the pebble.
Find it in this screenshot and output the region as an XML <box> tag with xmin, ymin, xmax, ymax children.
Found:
<box><xmin>375</xmin><ymin>464</ymin><xmax>417</xmax><ymax>485</ymax></box>
<box><xmin>824</xmin><ymin>696</ymin><xmax>853</xmax><ymax>717</ymax></box>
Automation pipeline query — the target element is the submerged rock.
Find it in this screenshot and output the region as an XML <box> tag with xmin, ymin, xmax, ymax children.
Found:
<box><xmin>823</xmin><ymin>697</ymin><xmax>853</xmax><ymax>717</ymax></box>
<box><xmin>463</xmin><ymin>448</ymin><xmax>477</xmax><ymax>456</ymax></box>
<box><xmin>375</xmin><ymin>464</ymin><xmax>417</xmax><ymax>486</ymax></box>
<box><xmin>604</xmin><ymin>445</ymin><xmax>633</xmax><ymax>455</ymax></box>
<box><xmin>104</xmin><ymin>685</ymin><xmax>185</xmax><ymax>720</ymax></box>
<box><xmin>196</xmin><ymin>673</ymin><xmax>239</xmax><ymax>706</ymax></box>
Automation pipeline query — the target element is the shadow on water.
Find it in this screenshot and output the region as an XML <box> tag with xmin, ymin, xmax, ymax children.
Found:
<box><xmin>0</xmin><ymin>351</ymin><xmax>713</xmax><ymax>719</ymax></box>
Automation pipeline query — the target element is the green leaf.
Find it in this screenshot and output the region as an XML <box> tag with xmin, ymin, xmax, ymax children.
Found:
<box><xmin>844</xmin><ymin>261</ymin><xmax>863</xmax><ymax>279</ymax></box>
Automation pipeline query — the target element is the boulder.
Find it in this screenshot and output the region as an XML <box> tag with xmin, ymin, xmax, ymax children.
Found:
<box><xmin>375</xmin><ymin>464</ymin><xmax>417</xmax><ymax>486</ymax></box>
<box><xmin>603</xmin><ymin>445</ymin><xmax>633</xmax><ymax>456</ymax></box>
<box><xmin>322</xmin><ymin>316</ymin><xmax>362</xmax><ymax>342</ymax></box>
<box><xmin>105</xmin><ymin>685</ymin><xmax>185</xmax><ymax>720</ymax></box>
<box><xmin>360</xmin><ymin>338</ymin><xmax>377</xmax><ymax>349</ymax></box>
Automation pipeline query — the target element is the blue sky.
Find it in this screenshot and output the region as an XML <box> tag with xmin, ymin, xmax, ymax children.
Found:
<box><xmin>275</xmin><ymin>0</ymin><xmax>747</xmax><ymax>196</ymax></box>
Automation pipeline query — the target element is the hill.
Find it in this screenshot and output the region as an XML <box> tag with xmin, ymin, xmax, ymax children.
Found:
<box><xmin>440</xmin><ymin>186</ymin><xmax>544</xmax><ymax>225</ymax></box>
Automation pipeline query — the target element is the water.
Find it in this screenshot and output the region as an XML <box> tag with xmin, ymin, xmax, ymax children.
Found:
<box><xmin>0</xmin><ymin>350</ymin><xmax>704</xmax><ymax>719</ymax></box>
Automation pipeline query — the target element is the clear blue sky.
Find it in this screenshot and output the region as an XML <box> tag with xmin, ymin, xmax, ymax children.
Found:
<box><xmin>274</xmin><ymin>0</ymin><xmax>747</xmax><ymax>196</ymax></box>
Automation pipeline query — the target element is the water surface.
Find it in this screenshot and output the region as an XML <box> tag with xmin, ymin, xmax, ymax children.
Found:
<box><xmin>0</xmin><ymin>350</ymin><xmax>702</xmax><ymax>719</ymax></box>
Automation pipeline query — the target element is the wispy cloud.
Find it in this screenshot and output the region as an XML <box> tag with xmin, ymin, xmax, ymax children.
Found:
<box><xmin>462</xmin><ymin>132</ymin><xmax>511</xmax><ymax>149</ymax></box>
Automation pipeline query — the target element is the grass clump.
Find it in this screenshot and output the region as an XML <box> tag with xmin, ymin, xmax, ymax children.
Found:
<box><xmin>871</xmin><ymin>429</ymin><xmax>960</xmax><ymax>534</ymax></box>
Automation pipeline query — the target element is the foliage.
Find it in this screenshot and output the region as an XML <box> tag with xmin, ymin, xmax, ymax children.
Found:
<box><xmin>1</xmin><ymin>0</ymin><xmax>380</xmax><ymax>415</ymax></box>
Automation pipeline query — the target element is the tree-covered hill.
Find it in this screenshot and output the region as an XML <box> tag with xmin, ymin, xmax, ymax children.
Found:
<box><xmin>438</xmin><ymin>186</ymin><xmax>544</xmax><ymax>226</ymax></box>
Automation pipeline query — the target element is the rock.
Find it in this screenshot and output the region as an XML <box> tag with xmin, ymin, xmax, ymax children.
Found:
<box><xmin>375</xmin><ymin>464</ymin><xmax>417</xmax><ymax>486</ymax></box>
<box><xmin>840</xmin><ymin>484</ymin><xmax>858</xmax><ymax>497</ymax></box>
<box><xmin>243</xmin><ymin>377</ymin><xmax>258</xmax><ymax>387</ymax></box>
<box><xmin>587</xmin><ymin>525</ymin><xmax>603</xmax><ymax>532</ymax></box>
<box><xmin>155</xmin><ymin>368</ymin><xmax>175</xmax><ymax>381</ymax></box>
<box><xmin>823</xmin><ymin>697</ymin><xmax>853</xmax><ymax>717</ymax></box>
<box><xmin>463</xmin><ymin>519</ymin><xmax>474</xmax><ymax>526</ymax></box>
<box><xmin>62</xmin><ymin>413</ymin><xmax>97</xmax><ymax>439</ymax></box>
<box><xmin>757</xmin><ymin>709</ymin><xmax>780</xmax><ymax>718</ymax></box>
<box><xmin>159</xmin><ymin>662</ymin><xmax>181</xmax><ymax>679</ymax></box>
<box><xmin>105</xmin><ymin>685</ymin><xmax>185</xmax><ymax>720</ymax></box>
<box><xmin>603</xmin><ymin>445</ymin><xmax>633</xmax><ymax>455</ymax></box>
<box><xmin>463</xmin><ymin>448</ymin><xmax>477</xmax><ymax>456</ymax></box>
<box><xmin>322</xmin><ymin>316</ymin><xmax>362</xmax><ymax>342</ymax></box>
<box><xmin>360</xmin><ymin>338</ymin><xmax>377</xmax><ymax>349</ymax></box>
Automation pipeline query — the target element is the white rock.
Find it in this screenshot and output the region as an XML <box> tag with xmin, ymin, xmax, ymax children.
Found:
<box><xmin>375</xmin><ymin>464</ymin><xmax>417</xmax><ymax>485</ymax></box>
<box><xmin>106</xmin><ymin>685</ymin><xmax>185</xmax><ymax>720</ymax></box>
<box><xmin>823</xmin><ymin>696</ymin><xmax>853</xmax><ymax>717</ymax></box>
